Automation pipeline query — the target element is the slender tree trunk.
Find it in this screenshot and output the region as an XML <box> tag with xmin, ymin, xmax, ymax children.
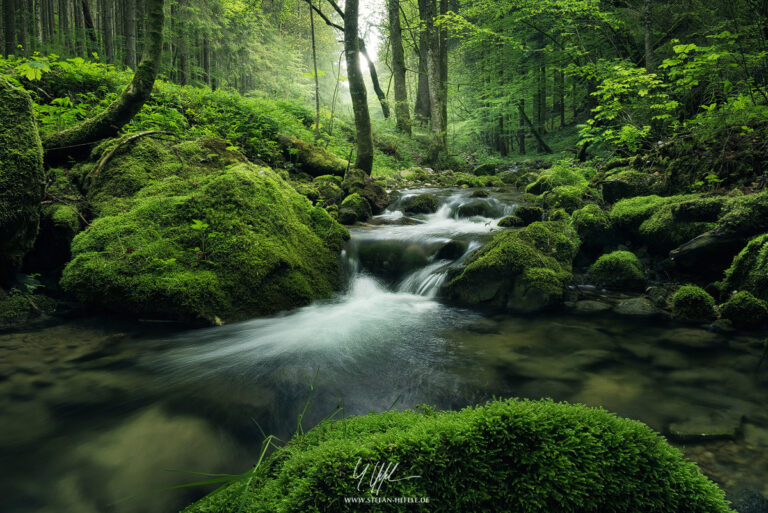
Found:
<box><xmin>422</xmin><ymin>0</ymin><xmax>445</xmax><ymax>162</ymax></box>
<box><xmin>518</xmin><ymin>98</ymin><xmax>526</xmax><ymax>155</ymax></box>
<box><xmin>125</xmin><ymin>0</ymin><xmax>136</xmax><ymax>67</ymax></box>
<box><xmin>43</xmin><ymin>0</ymin><xmax>165</xmax><ymax>164</ymax></box>
<box><xmin>388</xmin><ymin>0</ymin><xmax>410</xmax><ymax>135</ymax></box>
<box><xmin>414</xmin><ymin>0</ymin><xmax>430</xmax><ymax>124</ymax></box>
<box><xmin>203</xmin><ymin>36</ymin><xmax>211</xmax><ymax>88</ymax></box>
<box><xmin>4</xmin><ymin>0</ymin><xmax>16</xmax><ymax>55</ymax></box>
<box><xmin>309</xmin><ymin>0</ymin><xmax>320</xmax><ymax>140</ymax></box>
<box><xmin>58</xmin><ymin>0</ymin><xmax>69</xmax><ymax>52</ymax></box>
<box><xmin>344</xmin><ymin>0</ymin><xmax>374</xmax><ymax>173</ymax></box>
<box><xmin>359</xmin><ymin>39</ymin><xmax>390</xmax><ymax>118</ymax></box>
<box><xmin>34</xmin><ymin>0</ymin><xmax>44</xmax><ymax>49</ymax></box>
<box><xmin>74</xmin><ymin>0</ymin><xmax>85</xmax><ymax>56</ymax></box>
<box><xmin>81</xmin><ymin>0</ymin><xmax>97</xmax><ymax>54</ymax></box>
<box><xmin>555</xmin><ymin>68</ymin><xmax>565</xmax><ymax>127</ymax></box>
<box><xmin>643</xmin><ymin>0</ymin><xmax>655</xmax><ymax>72</ymax></box>
<box><xmin>19</xmin><ymin>1</ymin><xmax>28</xmax><ymax>55</ymax></box>
<box><xmin>101</xmin><ymin>0</ymin><xmax>113</xmax><ymax>63</ymax></box>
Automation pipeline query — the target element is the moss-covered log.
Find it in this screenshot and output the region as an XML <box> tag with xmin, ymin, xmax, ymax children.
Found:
<box><xmin>42</xmin><ymin>0</ymin><xmax>165</xmax><ymax>165</ymax></box>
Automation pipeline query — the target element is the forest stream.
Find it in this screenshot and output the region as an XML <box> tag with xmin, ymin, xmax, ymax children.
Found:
<box><xmin>2</xmin><ymin>188</ymin><xmax>767</xmax><ymax>513</ymax></box>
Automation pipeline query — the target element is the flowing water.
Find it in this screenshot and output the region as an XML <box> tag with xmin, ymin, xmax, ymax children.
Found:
<box><xmin>1</xmin><ymin>187</ymin><xmax>767</xmax><ymax>512</ymax></box>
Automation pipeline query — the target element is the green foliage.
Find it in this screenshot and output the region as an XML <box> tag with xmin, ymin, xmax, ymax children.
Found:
<box><xmin>719</xmin><ymin>291</ymin><xmax>768</xmax><ymax>329</ymax></box>
<box><xmin>588</xmin><ymin>251</ymin><xmax>645</xmax><ymax>291</ymax></box>
<box><xmin>671</xmin><ymin>285</ymin><xmax>717</xmax><ymax>321</ymax></box>
<box><xmin>183</xmin><ymin>398</ymin><xmax>731</xmax><ymax>513</ymax></box>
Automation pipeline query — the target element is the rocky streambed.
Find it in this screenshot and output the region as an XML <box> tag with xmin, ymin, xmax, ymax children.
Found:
<box><xmin>2</xmin><ymin>187</ymin><xmax>767</xmax><ymax>512</ymax></box>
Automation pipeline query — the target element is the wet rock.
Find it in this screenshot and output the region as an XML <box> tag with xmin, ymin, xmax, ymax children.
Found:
<box><xmin>464</xmin><ymin>319</ymin><xmax>500</xmax><ymax>334</ymax></box>
<box><xmin>614</xmin><ymin>297</ymin><xmax>659</xmax><ymax>316</ymax></box>
<box><xmin>401</xmin><ymin>193</ymin><xmax>439</xmax><ymax>215</ymax></box>
<box><xmin>660</xmin><ymin>328</ymin><xmax>721</xmax><ymax>350</ymax></box>
<box><xmin>744</xmin><ymin>423</ymin><xmax>768</xmax><ymax>447</ymax></box>
<box><xmin>470</xmin><ymin>189</ymin><xmax>490</xmax><ymax>198</ymax></box>
<box><xmin>571</xmin><ymin>300</ymin><xmax>613</xmax><ymax>314</ymax></box>
<box><xmin>435</xmin><ymin>240</ymin><xmax>467</xmax><ymax>260</ymax></box>
<box><xmin>514</xmin><ymin>205</ymin><xmax>544</xmax><ymax>225</ymax></box>
<box><xmin>457</xmin><ymin>199</ymin><xmax>496</xmax><ymax>218</ymax></box>
<box><xmin>368</xmin><ymin>215</ymin><xmax>422</xmax><ymax>226</ymax></box>
<box><xmin>472</xmin><ymin>163</ymin><xmax>498</xmax><ymax>176</ymax></box>
<box><xmin>667</xmin><ymin>411</ymin><xmax>744</xmax><ymax>442</ymax></box>
<box><xmin>728</xmin><ymin>488</ymin><xmax>768</xmax><ymax>513</ymax></box>
<box><xmin>497</xmin><ymin>215</ymin><xmax>525</xmax><ymax>228</ymax></box>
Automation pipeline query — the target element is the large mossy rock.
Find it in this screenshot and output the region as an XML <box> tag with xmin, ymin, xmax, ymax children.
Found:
<box><xmin>182</xmin><ymin>398</ymin><xmax>731</xmax><ymax>513</ymax></box>
<box><xmin>446</xmin><ymin>221</ymin><xmax>579</xmax><ymax>312</ymax></box>
<box><xmin>342</xmin><ymin>167</ymin><xmax>389</xmax><ymax>214</ymax></box>
<box><xmin>60</xmin><ymin>163</ymin><xmax>349</xmax><ymax>324</ymax></box>
<box><xmin>588</xmin><ymin>250</ymin><xmax>646</xmax><ymax>291</ymax></box>
<box><xmin>671</xmin><ymin>285</ymin><xmax>717</xmax><ymax>322</ymax></box>
<box><xmin>571</xmin><ymin>204</ymin><xmax>615</xmax><ymax>254</ymax></box>
<box><xmin>600</xmin><ymin>169</ymin><xmax>662</xmax><ymax>204</ymax></box>
<box><xmin>277</xmin><ymin>134</ymin><xmax>348</xmax><ymax>177</ymax></box>
<box><xmin>0</xmin><ymin>77</ymin><xmax>45</xmax><ymax>283</ymax></box>
<box><xmin>721</xmin><ymin>233</ymin><xmax>768</xmax><ymax>302</ymax></box>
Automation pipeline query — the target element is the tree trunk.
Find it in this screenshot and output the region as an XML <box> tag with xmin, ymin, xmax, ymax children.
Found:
<box><xmin>414</xmin><ymin>0</ymin><xmax>430</xmax><ymax>124</ymax></box>
<box><xmin>388</xmin><ymin>0</ymin><xmax>410</xmax><ymax>135</ymax></box>
<box><xmin>344</xmin><ymin>0</ymin><xmax>373</xmax><ymax>173</ymax></box>
<box><xmin>101</xmin><ymin>0</ymin><xmax>113</xmax><ymax>63</ymax></box>
<box><xmin>43</xmin><ymin>0</ymin><xmax>165</xmax><ymax>164</ymax></box>
<box><xmin>555</xmin><ymin>68</ymin><xmax>565</xmax><ymax>128</ymax></box>
<box><xmin>518</xmin><ymin>101</ymin><xmax>552</xmax><ymax>153</ymax></box>
<box><xmin>422</xmin><ymin>0</ymin><xmax>445</xmax><ymax>162</ymax></box>
<box><xmin>309</xmin><ymin>0</ymin><xmax>320</xmax><ymax>140</ymax></box>
<box><xmin>644</xmin><ymin>0</ymin><xmax>654</xmax><ymax>72</ymax></box>
<box><xmin>125</xmin><ymin>0</ymin><xmax>136</xmax><ymax>67</ymax></box>
<box><xmin>35</xmin><ymin>0</ymin><xmax>44</xmax><ymax>49</ymax></box>
<box><xmin>358</xmin><ymin>39</ymin><xmax>389</xmax><ymax>118</ymax></box>
<box><xmin>3</xmin><ymin>0</ymin><xmax>16</xmax><ymax>56</ymax></box>
<box><xmin>203</xmin><ymin>36</ymin><xmax>211</xmax><ymax>88</ymax></box>
<box><xmin>518</xmin><ymin>98</ymin><xmax>526</xmax><ymax>155</ymax></box>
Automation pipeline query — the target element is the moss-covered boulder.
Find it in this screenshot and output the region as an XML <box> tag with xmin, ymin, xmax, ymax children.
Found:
<box><xmin>338</xmin><ymin>193</ymin><xmax>371</xmax><ymax>225</ymax></box>
<box><xmin>721</xmin><ymin>233</ymin><xmax>768</xmax><ymax>301</ymax></box>
<box><xmin>342</xmin><ymin>167</ymin><xmax>389</xmax><ymax>214</ymax></box>
<box><xmin>183</xmin><ymin>398</ymin><xmax>731</xmax><ymax>513</ymax></box>
<box><xmin>514</xmin><ymin>205</ymin><xmax>543</xmax><ymax>225</ymax></box>
<box><xmin>525</xmin><ymin>160</ymin><xmax>589</xmax><ymax>195</ymax></box>
<box><xmin>0</xmin><ymin>76</ymin><xmax>45</xmax><ymax>283</ymax></box>
<box><xmin>472</xmin><ymin>162</ymin><xmax>498</xmax><ymax>176</ymax></box>
<box><xmin>401</xmin><ymin>193</ymin><xmax>438</xmax><ymax>215</ymax></box>
<box><xmin>312</xmin><ymin>175</ymin><xmax>344</xmax><ymax>205</ymax></box>
<box><xmin>588</xmin><ymin>250</ymin><xmax>645</xmax><ymax>291</ymax></box>
<box><xmin>277</xmin><ymin>134</ymin><xmax>348</xmax><ymax>177</ymax></box>
<box><xmin>600</xmin><ymin>169</ymin><xmax>662</xmax><ymax>204</ymax></box>
<box><xmin>719</xmin><ymin>291</ymin><xmax>768</xmax><ymax>329</ymax></box>
<box><xmin>671</xmin><ymin>285</ymin><xmax>717</xmax><ymax>322</ymax></box>
<box><xmin>0</xmin><ymin>289</ymin><xmax>56</xmax><ymax>329</ymax></box>
<box><xmin>539</xmin><ymin>184</ymin><xmax>587</xmax><ymax>213</ymax></box>
<box><xmin>497</xmin><ymin>215</ymin><xmax>525</xmax><ymax>228</ymax></box>
<box><xmin>60</xmin><ymin>164</ymin><xmax>349</xmax><ymax>324</ymax></box>
<box><xmin>571</xmin><ymin>204</ymin><xmax>615</xmax><ymax>254</ymax></box>
<box><xmin>446</xmin><ymin>221</ymin><xmax>578</xmax><ymax>312</ymax></box>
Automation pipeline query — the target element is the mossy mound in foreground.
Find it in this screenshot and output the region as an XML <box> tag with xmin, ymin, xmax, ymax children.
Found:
<box><xmin>60</xmin><ymin>164</ymin><xmax>348</xmax><ymax>323</ymax></box>
<box><xmin>588</xmin><ymin>250</ymin><xmax>645</xmax><ymax>291</ymax></box>
<box><xmin>183</xmin><ymin>398</ymin><xmax>731</xmax><ymax>513</ymax></box>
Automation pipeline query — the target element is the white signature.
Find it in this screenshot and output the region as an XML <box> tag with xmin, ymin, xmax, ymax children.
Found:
<box><xmin>351</xmin><ymin>458</ymin><xmax>422</xmax><ymax>496</ymax></box>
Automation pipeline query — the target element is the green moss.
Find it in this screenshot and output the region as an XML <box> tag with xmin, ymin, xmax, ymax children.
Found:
<box><xmin>722</xmin><ymin>233</ymin><xmax>768</xmax><ymax>301</ymax></box>
<box><xmin>638</xmin><ymin>204</ymin><xmax>716</xmax><ymax>253</ymax></box>
<box><xmin>600</xmin><ymin>169</ymin><xmax>662</xmax><ymax>203</ymax></box>
<box><xmin>183</xmin><ymin>398</ymin><xmax>731</xmax><ymax>513</ymax></box>
<box><xmin>672</xmin><ymin>285</ymin><xmax>717</xmax><ymax>321</ymax></box>
<box><xmin>60</xmin><ymin>163</ymin><xmax>349</xmax><ymax>324</ymax></box>
<box><xmin>588</xmin><ymin>250</ymin><xmax>645</xmax><ymax>290</ymax></box>
<box><xmin>514</xmin><ymin>205</ymin><xmax>543</xmax><ymax>225</ymax></box>
<box><xmin>338</xmin><ymin>193</ymin><xmax>371</xmax><ymax>225</ymax></box>
<box><xmin>278</xmin><ymin>135</ymin><xmax>348</xmax><ymax>177</ymax></box>
<box><xmin>447</xmin><ymin>221</ymin><xmax>577</xmax><ymax>311</ymax></box>
<box><xmin>497</xmin><ymin>215</ymin><xmax>525</xmax><ymax>228</ymax></box>
<box><xmin>401</xmin><ymin>193</ymin><xmax>438</xmax><ymax>215</ymax></box>
<box><xmin>719</xmin><ymin>291</ymin><xmax>768</xmax><ymax>329</ymax></box>
<box><xmin>539</xmin><ymin>184</ymin><xmax>587</xmax><ymax>213</ymax></box>
<box><xmin>571</xmin><ymin>204</ymin><xmax>614</xmax><ymax>253</ymax></box>
<box><xmin>525</xmin><ymin>160</ymin><xmax>590</xmax><ymax>195</ymax></box>
<box><xmin>312</xmin><ymin>175</ymin><xmax>344</xmax><ymax>205</ymax></box>
<box><xmin>0</xmin><ymin>76</ymin><xmax>45</xmax><ymax>282</ymax></box>
<box><xmin>518</xmin><ymin>221</ymin><xmax>581</xmax><ymax>264</ymax></box>
<box><xmin>0</xmin><ymin>290</ymin><xmax>55</xmax><ymax>327</ymax></box>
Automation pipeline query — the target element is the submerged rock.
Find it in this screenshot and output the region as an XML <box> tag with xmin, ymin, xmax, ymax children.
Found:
<box><xmin>667</xmin><ymin>411</ymin><xmax>744</xmax><ymax>442</ymax></box>
<box><xmin>0</xmin><ymin>77</ymin><xmax>45</xmax><ymax>283</ymax></box>
<box><xmin>614</xmin><ymin>297</ymin><xmax>659</xmax><ymax>317</ymax></box>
